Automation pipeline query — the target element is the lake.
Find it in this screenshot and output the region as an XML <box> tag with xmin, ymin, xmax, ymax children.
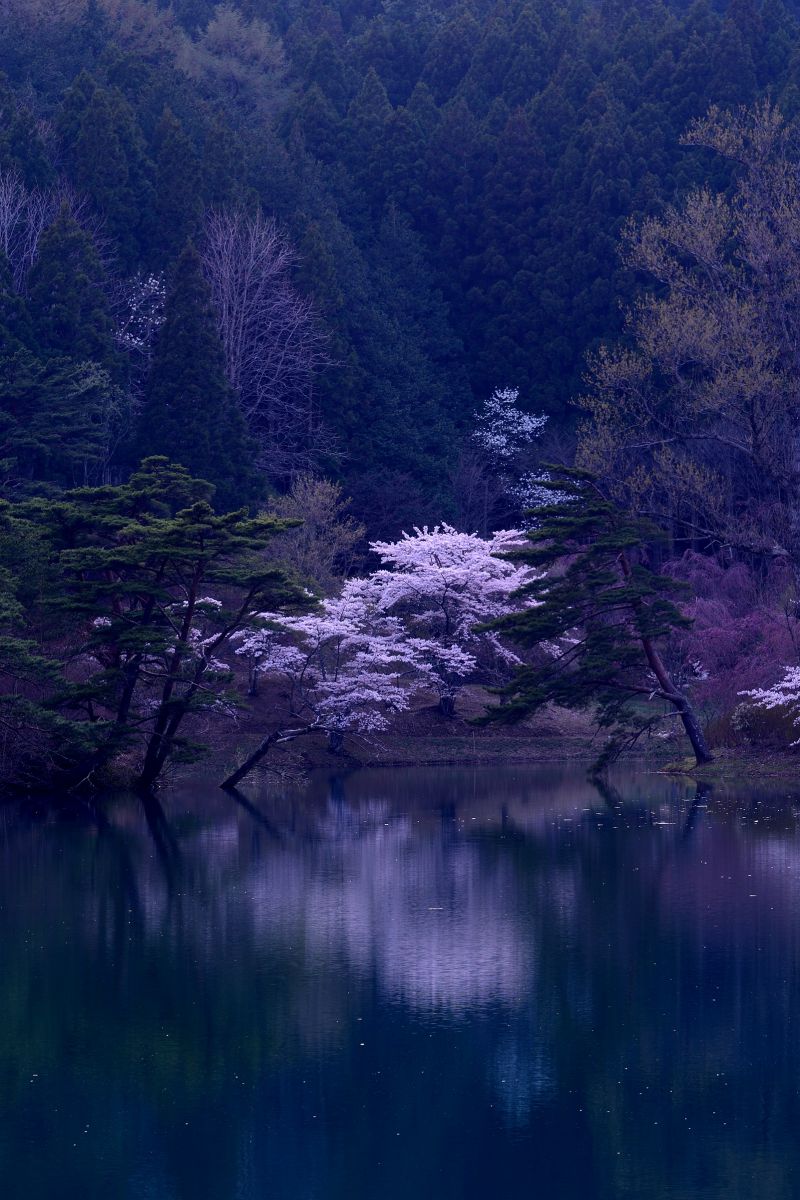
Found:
<box><xmin>2</xmin><ymin>763</ymin><xmax>800</xmax><ymax>1199</ymax></box>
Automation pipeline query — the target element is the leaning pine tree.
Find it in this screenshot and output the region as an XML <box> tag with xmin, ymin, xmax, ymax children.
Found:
<box><xmin>136</xmin><ymin>242</ymin><xmax>261</xmax><ymax>512</ymax></box>
<box><xmin>486</xmin><ymin>468</ymin><xmax>713</xmax><ymax>771</ymax></box>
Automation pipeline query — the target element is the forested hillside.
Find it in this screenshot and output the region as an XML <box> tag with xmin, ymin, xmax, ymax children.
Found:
<box><xmin>6</xmin><ymin>0</ymin><xmax>800</xmax><ymax>789</ymax></box>
<box><xmin>2</xmin><ymin>0</ymin><xmax>798</xmax><ymax>526</ymax></box>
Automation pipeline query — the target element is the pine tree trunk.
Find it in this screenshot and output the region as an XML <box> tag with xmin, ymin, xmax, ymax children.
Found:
<box><xmin>619</xmin><ymin>551</ymin><xmax>714</xmax><ymax>766</ymax></box>
<box><xmin>639</xmin><ymin>635</ymin><xmax>713</xmax><ymax>765</ymax></box>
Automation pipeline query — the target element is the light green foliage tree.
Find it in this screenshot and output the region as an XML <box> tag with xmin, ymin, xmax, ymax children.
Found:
<box><xmin>577</xmin><ymin>101</ymin><xmax>800</xmax><ymax>568</ymax></box>
<box><xmin>266</xmin><ymin>473</ymin><xmax>364</xmax><ymax>592</ymax></box>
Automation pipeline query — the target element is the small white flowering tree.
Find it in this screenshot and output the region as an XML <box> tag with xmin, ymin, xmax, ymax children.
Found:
<box><xmin>236</xmin><ymin>578</ymin><xmax>418</xmax><ymax>729</ymax></box>
<box><xmin>471</xmin><ymin>386</ymin><xmax>555</xmax><ymax>518</ymax></box>
<box><xmin>224</xmin><ymin>577</ymin><xmax>432</xmax><ymax>786</ymax></box>
<box><xmin>740</xmin><ymin>667</ymin><xmax>800</xmax><ymax>744</ymax></box>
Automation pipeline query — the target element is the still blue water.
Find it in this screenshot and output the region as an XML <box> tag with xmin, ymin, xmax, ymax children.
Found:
<box><xmin>2</xmin><ymin>764</ymin><xmax>800</xmax><ymax>1199</ymax></box>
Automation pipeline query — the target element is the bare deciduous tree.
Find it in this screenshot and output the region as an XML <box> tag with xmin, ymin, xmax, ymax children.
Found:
<box><xmin>0</xmin><ymin>167</ymin><xmax>110</xmax><ymax>289</ymax></box>
<box><xmin>201</xmin><ymin>206</ymin><xmax>330</xmax><ymax>481</ymax></box>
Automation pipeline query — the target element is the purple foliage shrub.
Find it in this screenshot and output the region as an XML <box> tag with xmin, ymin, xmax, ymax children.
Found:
<box><xmin>663</xmin><ymin>553</ymin><xmax>799</xmax><ymax>728</ymax></box>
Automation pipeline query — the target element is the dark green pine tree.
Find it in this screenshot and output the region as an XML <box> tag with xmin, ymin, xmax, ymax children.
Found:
<box><xmin>72</xmin><ymin>89</ymin><xmax>141</xmax><ymax>269</ymax></box>
<box><xmin>711</xmin><ymin>19</ymin><xmax>758</xmax><ymax>106</ymax></box>
<box><xmin>297</xmin><ymin>84</ymin><xmax>342</xmax><ymax>164</ymax></box>
<box><xmin>0</xmin><ymin>352</ymin><xmax>117</xmax><ymax>491</ymax></box>
<box><xmin>0</xmin><ymin>253</ymin><xmax>34</xmax><ymax>353</ymax></box>
<box><xmin>136</xmin><ymin>243</ymin><xmax>261</xmax><ymax>512</ymax></box>
<box><xmin>503</xmin><ymin>4</ymin><xmax>549</xmax><ymax>107</ymax></box>
<box><xmin>26</xmin><ymin>207</ymin><xmax>118</xmax><ymax>371</ymax></box>
<box><xmin>295</xmin><ymin>217</ymin><xmax>363</xmax><ymax>461</ymax></box>
<box><xmin>201</xmin><ymin>115</ymin><xmax>247</xmax><ymax>209</ymax></box>
<box><xmin>344</xmin><ymin>68</ymin><xmax>393</xmax><ymax>205</ymax></box>
<box><xmin>486</xmin><ymin>468</ymin><xmax>714</xmax><ymax>771</ymax></box>
<box><xmin>56</xmin><ymin>69</ymin><xmax>98</xmax><ymax>159</ymax></box>
<box><xmin>0</xmin><ymin>74</ymin><xmax>54</xmax><ymax>188</ymax></box>
<box><xmin>153</xmin><ymin>108</ymin><xmax>202</xmax><ymax>261</ymax></box>
<box><xmin>307</xmin><ymin>34</ymin><xmax>351</xmax><ymax>114</ymax></box>
<box><xmin>761</xmin><ymin>0</ymin><xmax>795</xmax><ymax>82</ymax></box>
<box><xmin>383</xmin><ymin>100</ymin><xmax>431</xmax><ymax>216</ymax></box>
<box><xmin>421</xmin><ymin>11</ymin><xmax>481</xmax><ymax>104</ymax></box>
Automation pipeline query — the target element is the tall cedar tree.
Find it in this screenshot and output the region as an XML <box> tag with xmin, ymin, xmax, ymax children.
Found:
<box><xmin>487</xmin><ymin>469</ymin><xmax>714</xmax><ymax>770</ymax></box>
<box><xmin>26</xmin><ymin>206</ymin><xmax>118</xmax><ymax>371</ymax></box>
<box><xmin>153</xmin><ymin>108</ymin><xmax>202</xmax><ymax>260</ymax></box>
<box><xmin>136</xmin><ymin>243</ymin><xmax>261</xmax><ymax>512</ymax></box>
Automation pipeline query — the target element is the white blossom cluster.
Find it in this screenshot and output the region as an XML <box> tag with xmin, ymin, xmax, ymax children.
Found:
<box><xmin>234</xmin><ymin>525</ymin><xmax>536</xmax><ymax>735</ymax></box>
<box><xmin>115</xmin><ymin>272</ymin><xmax>166</xmax><ymax>352</ymax></box>
<box><xmin>741</xmin><ymin>666</ymin><xmax>800</xmax><ymax>743</ymax></box>
<box><xmin>472</xmin><ymin>387</ymin><xmax>548</xmax><ymax>462</ymax></box>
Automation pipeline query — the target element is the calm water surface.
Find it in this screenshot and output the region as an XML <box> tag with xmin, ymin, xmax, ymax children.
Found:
<box><xmin>3</xmin><ymin>764</ymin><xmax>800</xmax><ymax>1199</ymax></box>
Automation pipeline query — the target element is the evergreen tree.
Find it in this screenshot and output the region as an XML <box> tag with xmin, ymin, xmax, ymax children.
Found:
<box><xmin>0</xmin><ymin>459</ymin><xmax>304</xmax><ymax>789</ymax></box>
<box><xmin>487</xmin><ymin>468</ymin><xmax>714</xmax><ymax>770</ymax></box>
<box><xmin>201</xmin><ymin>114</ymin><xmax>247</xmax><ymax>208</ymax></box>
<box><xmin>307</xmin><ymin>34</ymin><xmax>351</xmax><ymax>113</ymax></box>
<box><xmin>0</xmin><ymin>253</ymin><xmax>34</xmax><ymax>353</ymax></box>
<box><xmin>136</xmin><ymin>243</ymin><xmax>261</xmax><ymax>512</ymax></box>
<box><xmin>422</xmin><ymin>11</ymin><xmax>481</xmax><ymax>104</ymax></box>
<box><xmin>298</xmin><ymin>84</ymin><xmax>342</xmax><ymax>163</ymax></box>
<box><xmin>56</xmin><ymin>69</ymin><xmax>98</xmax><ymax>158</ymax></box>
<box><xmin>344</xmin><ymin>67</ymin><xmax>393</xmax><ymax>204</ymax></box>
<box><xmin>26</xmin><ymin>207</ymin><xmax>117</xmax><ymax>370</ymax></box>
<box><xmin>72</xmin><ymin>88</ymin><xmax>140</xmax><ymax>268</ymax></box>
<box><xmin>0</xmin><ymin>352</ymin><xmax>120</xmax><ymax>491</ymax></box>
<box><xmin>0</xmin><ymin>74</ymin><xmax>53</xmax><ymax>187</ymax></box>
<box><xmin>153</xmin><ymin>108</ymin><xmax>202</xmax><ymax>260</ymax></box>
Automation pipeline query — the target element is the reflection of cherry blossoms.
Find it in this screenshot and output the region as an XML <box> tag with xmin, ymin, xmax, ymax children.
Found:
<box><xmin>244</xmin><ymin>817</ymin><xmax>532</xmax><ymax>1015</ymax></box>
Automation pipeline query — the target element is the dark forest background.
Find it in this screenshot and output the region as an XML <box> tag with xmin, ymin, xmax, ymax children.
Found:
<box><xmin>0</xmin><ymin>0</ymin><xmax>793</xmax><ymax>531</ymax></box>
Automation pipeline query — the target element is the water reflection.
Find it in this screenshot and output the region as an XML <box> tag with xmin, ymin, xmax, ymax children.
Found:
<box><xmin>2</xmin><ymin>766</ymin><xmax>800</xmax><ymax>1198</ymax></box>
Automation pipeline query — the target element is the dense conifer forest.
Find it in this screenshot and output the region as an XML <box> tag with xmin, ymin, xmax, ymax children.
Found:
<box><xmin>4</xmin><ymin>0</ymin><xmax>800</xmax><ymax>788</ymax></box>
<box><xmin>4</xmin><ymin>0</ymin><xmax>798</xmax><ymax>520</ymax></box>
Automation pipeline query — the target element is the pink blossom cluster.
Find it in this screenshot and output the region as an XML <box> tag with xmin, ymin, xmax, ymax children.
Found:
<box><xmin>234</xmin><ymin>525</ymin><xmax>536</xmax><ymax>735</ymax></box>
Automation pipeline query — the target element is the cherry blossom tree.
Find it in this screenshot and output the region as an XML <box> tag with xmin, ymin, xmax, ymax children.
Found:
<box><xmin>740</xmin><ymin>668</ymin><xmax>800</xmax><ymax>746</ymax></box>
<box><xmin>456</xmin><ymin>386</ymin><xmax>553</xmax><ymax>531</ymax></box>
<box><xmin>368</xmin><ymin>524</ymin><xmax>534</xmax><ymax>715</ymax></box>
<box><xmin>224</xmin><ymin>577</ymin><xmax>431</xmax><ymax>786</ymax></box>
<box><xmin>223</xmin><ymin>524</ymin><xmax>534</xmax><ymax>786</ymax></box>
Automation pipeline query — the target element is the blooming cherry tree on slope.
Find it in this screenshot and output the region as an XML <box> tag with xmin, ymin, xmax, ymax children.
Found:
<box><xmin>369</xmin><ymin>524</ymin><xmax>533</xmax><ymax>714</ymax></box>
<box><xmin>225</xmin><ymin>526</ymin><xmax>535</xmax><ymax>785</ymax></box>
<box><xmin>740</xmin><ymin>667</ymin><xmax>800</xmax><ymax>744</ymax></box>
<box><xmin>472</xmin><ymin>387</ymin><xmax>556</xmax><ymax>514</ymax></box>
<box><xmin>233</xmin><ymin>576</ymin><xmax>431</xmax><ymax>745</ymax></box>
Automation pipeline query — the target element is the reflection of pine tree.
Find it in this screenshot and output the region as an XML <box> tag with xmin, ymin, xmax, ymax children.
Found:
<box><xmin>136</xmin><ymin>244</ymin><xmax>261</xmax><ymax>512</ymax></box>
